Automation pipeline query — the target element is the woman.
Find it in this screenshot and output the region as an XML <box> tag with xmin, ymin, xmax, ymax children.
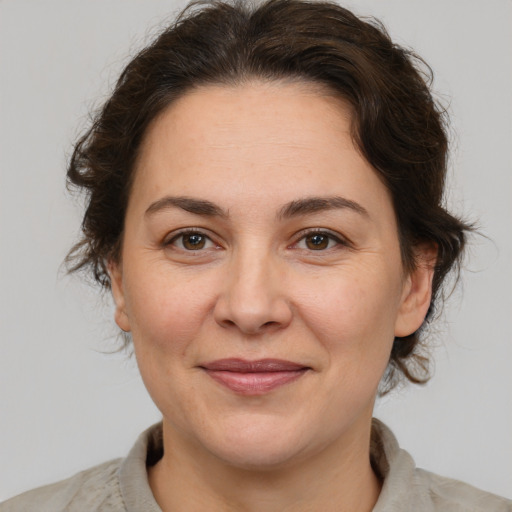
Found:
<box><xmin>1</xmin><ymin>0</ymin><xmax>510</xmax><ymax>510</ymax></box>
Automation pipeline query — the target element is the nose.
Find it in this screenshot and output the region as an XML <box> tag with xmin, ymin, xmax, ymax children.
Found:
<box><xmin>213</xmin><ymin>248</ymin><xmax>293</xmax><ymax>335</ymax></box>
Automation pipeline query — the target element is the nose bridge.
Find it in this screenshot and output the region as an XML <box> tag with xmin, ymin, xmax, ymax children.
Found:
<box><xmin>214</xmin><ymin>241</ymin><xmax>291</xmax><ymax>334</ymax></box>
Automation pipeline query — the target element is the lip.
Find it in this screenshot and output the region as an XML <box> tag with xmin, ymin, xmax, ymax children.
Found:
<box><xmin>200</xmin><ymin>358</ymin><xmax>310</xmax><ymax>395</ymax></box>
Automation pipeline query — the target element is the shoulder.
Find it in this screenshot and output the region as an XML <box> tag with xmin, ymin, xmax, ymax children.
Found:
<box><xmin>0</xmin><ymin>423</ymin><xmax>162</xmax><ymax>512</ymax></box>
<box><xmin>414</xmin><ymin>468</ymin><xmax>512</xmax><ymax>512</ymax></box>
<box><xmin>371</xmin><ymin>418</ymin><xmax>512</xmax><ymax>512</ymax></box>
<box><xmin>0</xmin><ymin>458</ymin><xmax>125</xmax><ymax>512</ymax></box>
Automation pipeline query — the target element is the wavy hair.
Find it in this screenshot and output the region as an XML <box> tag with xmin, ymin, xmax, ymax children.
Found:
<box><xmin>66</xmin><ymin>0</ymin><xmax>472</xmax><ymax>392</ymax></box>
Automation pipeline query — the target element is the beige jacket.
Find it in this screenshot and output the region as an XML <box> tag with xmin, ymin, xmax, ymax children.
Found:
<box><xmin>1</xmin><ymin>419</ymin><xmax>510</xmax><ymax>511</ymax></box>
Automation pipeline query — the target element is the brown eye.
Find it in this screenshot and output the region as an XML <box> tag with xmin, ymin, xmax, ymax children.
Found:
<box><xmin>182</xmin><ymin>233</ymin><xmax>206</xmax><ymax>250</ymax></box>
<box><xmin>168</xmin><ymin>231</ymin><xmax>216</xmax><ymax>251</ymax></box>
<box><xmin>295</xmin><ymin>231</ymin><xmax>346</xmax><ymax>252</ymax></box>
<box><xmin>305</xmin><ymin>233</ymin><xmax>330</xmax><ymax>250</ymax></box>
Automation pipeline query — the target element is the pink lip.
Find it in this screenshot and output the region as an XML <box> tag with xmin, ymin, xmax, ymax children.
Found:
<box><xmin>200</xmin><ymin>358</ymin><xmax>309</xmax><ymax>395</ymax></box>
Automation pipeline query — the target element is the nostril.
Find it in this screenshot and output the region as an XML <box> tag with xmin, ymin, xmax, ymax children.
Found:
<box><xmin>213</xmin><ymin>290</ymin><xmax>293</xmax><ymax>334</ymax></box>
<box><xmin>218</xmin><ymin>317</ymin><xmax>282</xmax><ymax>334</ymax></box>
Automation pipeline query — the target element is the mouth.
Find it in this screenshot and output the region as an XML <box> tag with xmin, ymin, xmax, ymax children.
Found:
<box><xmin>199</xmin><ymin>358</ymin><xmax>310</xmax><ymax>395</ymax></box>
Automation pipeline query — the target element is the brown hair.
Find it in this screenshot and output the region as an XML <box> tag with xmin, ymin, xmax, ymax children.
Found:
<box><xmin>66</xmin><ymin>0</ymin><xmax>472</xmax><ymax>391</ymax></box>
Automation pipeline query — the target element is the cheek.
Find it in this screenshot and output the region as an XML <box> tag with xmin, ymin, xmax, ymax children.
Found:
<box><xmin>308</xmin><ymin>272</ymin><xmax>400</xmax><ymax>329</ymax></box>
<box><xmin>123</xmin><ymin>268</ymin><xmax>219</xmax><ymax>420</ymax></box>
<box><xmin>297</xmin><ymin>266</ymin><xmax>402</xmax><ymax>365</ymax></box>
<box><xmin>124</xmin><ymin>265</ymin><xmax>217</xmax><ymax>354</ymax></box>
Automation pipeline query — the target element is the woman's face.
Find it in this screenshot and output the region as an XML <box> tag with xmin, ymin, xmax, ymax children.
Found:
<box><xmin>111</xmin><ymin>81</ymin><xmax>432</xmax><ymax>469</ymax></box>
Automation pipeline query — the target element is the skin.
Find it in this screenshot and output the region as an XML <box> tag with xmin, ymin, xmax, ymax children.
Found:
<box><xmin>110</xmin><ymin>81</ymin><xmax>434</xmax><ymax>512</ymax></box>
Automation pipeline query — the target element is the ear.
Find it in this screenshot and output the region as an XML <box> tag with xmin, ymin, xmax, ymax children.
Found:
<box><xmin>108</xmin><ymin>260</ymin><xmax>131</xmax><ymax>332</ymax></box>
<box><xmin>394</xmin><ymin>244</ymin><xmax>437</xmax><ymax>337</ymax></box>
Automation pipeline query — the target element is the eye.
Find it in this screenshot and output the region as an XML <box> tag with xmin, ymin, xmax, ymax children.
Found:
<box><xmin>167</xmin><ymin>231</ymin><xmax>216</xmax><ymax>251</ymax></box>
<box><xmin>294</xmin><ymin>230</ymin><xmax>346</xmax><ymax>251</ymax></box>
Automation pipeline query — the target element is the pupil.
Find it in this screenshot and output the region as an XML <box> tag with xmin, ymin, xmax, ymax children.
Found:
<box><xmin>307</xmin><ymin>234</ymin><xmax>328</xmax><ymax>250</ymax></box>
<box><xmin>184</xmin><ymin>234</ymin><xmax>205</xmax><ymax>249</ymax></box>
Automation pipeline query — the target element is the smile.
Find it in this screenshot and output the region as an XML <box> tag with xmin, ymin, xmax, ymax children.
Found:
<box><xmin>200</xmin><ymin>358</ymin><xmax>310</xmax><ymax>395</ymax></box>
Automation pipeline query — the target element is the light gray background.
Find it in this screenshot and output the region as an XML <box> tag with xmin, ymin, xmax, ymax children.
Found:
<box><xmin>1</xmin><ymin>0</ymin><xmax>511</xmax><ymax>501</ymax></box>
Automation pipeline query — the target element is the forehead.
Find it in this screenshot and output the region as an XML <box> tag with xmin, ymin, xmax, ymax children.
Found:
<box><xmin>130</xmin><ymin>81</ymin><xmax>392</xmax><ymax>219</ymax></box>
<box><xmin>140</xmin><ymin>81</ymin><xmax>353</xmax><ymax>156</ymax></box>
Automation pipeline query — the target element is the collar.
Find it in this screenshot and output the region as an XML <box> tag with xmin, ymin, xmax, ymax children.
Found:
<box><xmin>118</xmin><ymin>419</ymin><xmax>428</xmax><ymax>512</ymax></box>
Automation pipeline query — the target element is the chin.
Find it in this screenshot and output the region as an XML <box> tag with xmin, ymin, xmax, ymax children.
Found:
<box><xmin>200</xmin><ymin>416</ymin><xmax>313</xmax><ymax>471</ymax></box>
<box><xmin>213</xmin><ymin>441</ymin><xmax>303</xmax><ymax>471</ymax></box>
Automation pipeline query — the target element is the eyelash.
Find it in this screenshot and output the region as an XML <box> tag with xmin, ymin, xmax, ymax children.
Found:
<box><xmin>164</xmin><ymin>228</ymin><xmax>349</xmax><ymax>252</ymax></box>
<box><xmin>164</xmin><ymin>229</ymin><xmax>219</xmax><ymax>251</ymax></box>
<box><xmin>291</xmin><ymin>229</ymin><xmax>350</xmax><ymax>252</ymax></box>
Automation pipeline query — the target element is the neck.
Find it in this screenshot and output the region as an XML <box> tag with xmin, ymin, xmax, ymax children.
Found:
<box><xmin>148</xmin><ymin>419</ymin><xmax>382</xmax><ymax>512</ymax></box>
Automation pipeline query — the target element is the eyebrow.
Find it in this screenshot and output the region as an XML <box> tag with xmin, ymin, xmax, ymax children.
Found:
<box><xmin>278</xmin><ymin>196</ymin><xmax>369</xmax><ymax>219</ymax></box>
<box><xmin>145</xmin><ymin>196</ymin><xmax>228</xmax><ymax>218</ymax></box>
<box><xmin>144</xmin><ymin>194</ymin><xmax>368</xmax><ymax>220</ymax></box>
